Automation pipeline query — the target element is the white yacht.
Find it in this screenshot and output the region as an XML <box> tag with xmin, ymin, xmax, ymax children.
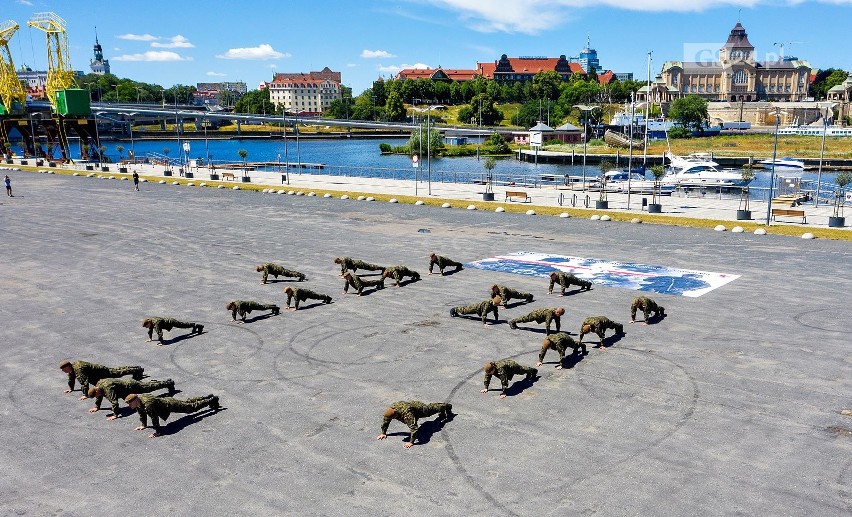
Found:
<box><xmin>760</xmin><ymin>157</ymin><xmax>805</xmax><ymax>172</ymax></box>
<box><xmin>596</xmin><ymin>170</ymin><xmax>676</xmax><ymax>195</ymax></box>
<box><xmin>664</xmin><ymin>164</ymin><xmax>750</xmax><ymax>187</ymax></box>
<box><xmin>665</xmin><ymin>152</ymin><xmax>719</xmax><ymax>170</ymax></box>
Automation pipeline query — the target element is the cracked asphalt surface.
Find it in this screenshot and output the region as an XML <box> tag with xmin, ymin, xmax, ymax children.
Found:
<box><xmin>1</xmin><ymin>171</ymin><xmax>850</xmax><ymax>516</ymax></box>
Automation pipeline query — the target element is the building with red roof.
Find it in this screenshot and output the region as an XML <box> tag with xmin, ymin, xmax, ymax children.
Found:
<box><xmin>267</xmin><ymin>67</ymin><xmax>342</xmax><ymax>116</ymax></box>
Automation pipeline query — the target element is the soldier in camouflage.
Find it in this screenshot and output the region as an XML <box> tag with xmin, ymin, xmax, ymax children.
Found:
<box><xmin>142</xmin><ymin>317</ymin><xmax>203</xmax><ymax>345</ymax></box>
<box><xmin>509</xmin><ymin>307</ymin><xmax>565</xmax><ymax>335</ymax></box>
<box><xmin>548</xmin><ymin>271</ymin><xmax>592</xmax><ymax>295</ymax></box>
<box><xmin>126</xmin><ymin>393</ymin><xmax>220</xmax><ymax>438</ymax></box>
<box><xmin>284</xmin><ymin>286</ymin><xmax>332</xmax><ymax>310</ymax></box>
<box><xmin>381</xmin><ymin>265</ymin><xmax>421</xmax><ymax>287</ymax></box>
<box><xmin>334</xmin><ymin>257</ymin><xmax>385</xmax><ymax>276</ymax></box>
<box><xmin>579</xmin><ymin>316</ymin><xmax>625</xmax><ymax>349</ymax></box>
<box><xmin>376</xmin><ymin>400</ymin><xmax>453</xmax><ymax>448</ymax></box>
<box><xmin>87</xmin><ymin>377</ymin><xmax>175</xmax><ymax>419</ymax></box>
<box><xmin>256</xmin><ymin>263</ymin><xmax>307</xmax><ymax>284</ymax></box>
<box><xmin>491</xmin><ymin>284</ymin><xmax>534</xmax><ymax>307</ymax></box>
<box><xmin>226</xmin><ymin>300</ymin><xmax>280</xmax><ymax>322</ymax></box>
<box><xmin>630</xmin><ymin>296</ymin><xmax>666</xmax><ymax>325</ymax></box>
<box><xmin>449</xmin><ymin>296</ymin><xmax>501</xmax><ymax>325</ymax></box>
<box><xmin>342</xmin><ymin>271</ymin><xmax>385</xmax><ymax>295</ymax></box>
<box><xmin>481</xmin><ymin>360</ymin><xmax>538</xmax><ymax>399</ymax></box>
<box><xmin>429</xmin><ymin>253</ymin><xmax>463</xmax><ymax>275</ymax></box>
<box><xmin>59</xmin><ymin>360</ymin><xmax>144</xmax><ymax>400</ymax></box>
<box><xmin>537</xmin><ymin>332</ymin><xmax>586</xmax><ymax>369</ymax></box>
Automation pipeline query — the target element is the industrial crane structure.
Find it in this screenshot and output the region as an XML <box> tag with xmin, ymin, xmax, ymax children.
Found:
<box><xmin>0</xmin><ymin>20</ymin><xmax>26</xmax><ymax>115</ymax></box>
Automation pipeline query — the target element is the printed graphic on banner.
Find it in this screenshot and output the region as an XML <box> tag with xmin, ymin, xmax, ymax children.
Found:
<box><xmin>466</xmin><ymin>251</ymin><xmax>739</xmax><ymax>297</ymax></box>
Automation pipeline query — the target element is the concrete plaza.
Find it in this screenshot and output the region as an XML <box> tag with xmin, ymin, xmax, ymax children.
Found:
<box><xmin>1</xmin><ymin>170</ymin><xmax>850</xmax><ymax>516</ymax></box>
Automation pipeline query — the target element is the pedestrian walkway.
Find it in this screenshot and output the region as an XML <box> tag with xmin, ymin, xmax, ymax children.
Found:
<box><xmin>4</xmin><ymin>157</ymin><xmax>848</xmax><ymax>231</ymax></box>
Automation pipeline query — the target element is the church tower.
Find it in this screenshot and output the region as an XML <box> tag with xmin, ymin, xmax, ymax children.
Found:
<box><xmin>90</xmin><ymin>28</ymin><xmax>111</xmax><ymax>75</ymax></box>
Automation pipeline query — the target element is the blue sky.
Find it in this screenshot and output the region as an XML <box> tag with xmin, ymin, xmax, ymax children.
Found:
<box><xmin>5</xmin><ymin>0</ymin><xmax>851</xmax><ymax>95</ymax></box>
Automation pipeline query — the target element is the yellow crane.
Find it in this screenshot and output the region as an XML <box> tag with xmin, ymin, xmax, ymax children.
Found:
<box><xmin>0</xmin><ymin>20</ymin><xmax>26</xmax><ymax>115</ymax></box>
<box><xmin>27</xmin><ymin>12</ymin><xmax>78</xmax><ymax>109</ymax></box>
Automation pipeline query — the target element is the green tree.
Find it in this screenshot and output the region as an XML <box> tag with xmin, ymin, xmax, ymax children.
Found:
<box><xmin>385</xmin><ymin>90</ymin><xmax>407</xmax><ymax>122</ymax></box>
<box><xmin>406</xmin><ymin>127</ymin><xmax>444</xmax><ymax>155</ymax></box>
<box><xmin>532</xmin><ymin>71</ymin><xmax>563</xmax><ymax>100</ymax></box>
<box><xmin>116</xmin><ymin>145</ymin><xmax>124</xmax><ymax>161</ymax></box>
<box><xmin>234</xmin><ymin>88</ymin><xmax>274</xmax><ymax>115</ymax></box>
<box><xmin>459</xmin><ymin>94</ymin><xmax>503</xmax><ymax>125</ymax></box>
<box><xmin>482</xmin><ymin>156</ymin><xmax>496</xmax><ymax>194</ymax></box>
<box><xmin>809</xmin><ymin>68</ymin><xmax>847</xmax><ymax>100</ymax></box>
<box><xmin>238</xmin><ymin>148</ymin><xmax>248</xmax><ymax>176</ymax></box>
<box><xmin>482</xmin><ymin>133</ymin><xmax>510</xmax><ymax>154</ymax></box>
<box><xmin>372</xmin><ymin>79</ymin><xmax>387</xmax><ymax>106</ymax></box>
<box><xmin>669</xmin><ymin>95</ymin><xmax>709</xmax><ymax>132</ymax></box>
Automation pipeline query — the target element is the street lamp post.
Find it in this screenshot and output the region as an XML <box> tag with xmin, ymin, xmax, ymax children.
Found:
<box><xmin>815</xmin><ymin>105</ymin><xmax>832</xmax><ymax>207</ymax></box>
<box><xmin>765</xmin><ymin>109</ymin><xmax>783</xmax><ymax>225</ymax></box>
<box><xmin>574</xmin><ymin>104</ymin><xmax>599</xmax><ymax>192</ymax></box>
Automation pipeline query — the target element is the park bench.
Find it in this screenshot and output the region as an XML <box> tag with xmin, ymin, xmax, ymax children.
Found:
<box><xmin>221</xmin><ymin>172</ymin><xmax>235</xmax><ymax>181</ymax></box>
<box><xmin>505</xmin><ymin>190</ymin><xmax>531</xmax><ymax>203</ymax></box>
<box><xmin>771</xmin><ymin>208</ymin><xmax>807</xmax><ymax>224</ymax></box>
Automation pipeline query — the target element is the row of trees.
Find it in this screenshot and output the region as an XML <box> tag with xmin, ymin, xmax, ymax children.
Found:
<box><xmin>77</xmin><ymin>73</ymin><xmax>197</xmax><ymax>105</ymax></box>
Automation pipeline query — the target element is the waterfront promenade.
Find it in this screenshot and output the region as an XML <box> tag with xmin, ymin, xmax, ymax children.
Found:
<box><xmin>6</xmin><ymin>158</ymin><xmax>846</xmax><ymax>231</ymax></box>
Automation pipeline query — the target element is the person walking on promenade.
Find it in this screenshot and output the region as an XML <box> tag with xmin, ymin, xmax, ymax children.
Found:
<box><xmin>132</xmin><ymin>171</ymin><xmax>139</xmax><ymax>191</ymax></box>
<box><xmin>5</xmin><ymin>175</ymin><xmax>12</xmax><ymax>197</ymax></box>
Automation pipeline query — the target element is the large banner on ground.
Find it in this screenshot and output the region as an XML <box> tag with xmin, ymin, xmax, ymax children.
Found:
<box><xmin>466</xmin><ymin>252</ymin><xmax>739</xmax><ymax>297</ymax></box>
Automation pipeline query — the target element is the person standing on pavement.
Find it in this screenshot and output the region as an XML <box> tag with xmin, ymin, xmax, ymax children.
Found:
<box><xmin>132</xmin><ymin>171</ymin><xmax>139</xmax><ymax>191</ymax></box>
<box><xmin>5</xmin><ymin>175</ymin><xmax>12</xmax><ymax>197</ymax></box>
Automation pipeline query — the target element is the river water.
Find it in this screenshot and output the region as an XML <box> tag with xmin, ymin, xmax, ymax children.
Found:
<box><xmin>109</xmin><ymin>136</ymin><xmax>840</xmax><ymax>193</ymax></box>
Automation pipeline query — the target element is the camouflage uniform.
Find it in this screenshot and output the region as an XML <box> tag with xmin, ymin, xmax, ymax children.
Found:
<box><xmin>286</xmin><ymin>288</ymin><xmax>332</xmax><ymax>309</ymax></box>
<box><xmin>343</xmin><ymin>272</ymin><xmax>384</xmax><ymax>295</ymax></box>
<box><xmin>630</xmin><ymin>296</ymin><xmax>665</xmax><ymax>323</ymax></box>
<box><xmin>491</xmin><ymin>285</ymin><xmax>534</xmax><ymax>306</ymax></box>
<box><xmin>145</xmin><ymin>317</ymin><xmax>200</xmax><ymax>341</ymax></box>
<box><xmin>65</xmin><ymin>361</ymin><xmax>144</xmax><ymax>394</ymax></box>
<box><xmin>579</xmin><ymin>316</ymin><xmax>625</xmax><ymax>346</ymax></box>
<box><xmin>381</xmin><ymin>265</ymin><xmax>421</xmax><ymax>287</ymax></box>
<box><xmin>228</xmin><ymin>300</ymin><xmax>279</xmax><ymax>321</ymax></box>
<box><xmin>380</xmin><ymin>400</ymin><xmax>452</xmax><ymax>445</ymax></box>
<box><xmin>260</xmin><ymin>263</ymin><xmax>306</xmax><ymax>284</ymax></box>
<box><xmin>539</xmin><ymin>332</ymin><xmax>586</xmax><ymax>365</ymax></box>
<box><xmin>133</xmin><ymin>393</ymin><xmax>219</xmax><ymax>433</ymax></box>
<box><xmin>509</xmin><ymin>308</ymin><xmax>562</xmax><ymax>335</ymax></box>
<box><xmin>91</xmin><ymin>378</ymin><xmax>174</xmax><ymax>416</ymax></box>
<box><xmin>483</xmin><ymin>360</ymin><xmax>538</xmax><ymax>395</ymax></box>
<box><xmin>549</xmin><ymin>272</ymin><xmax>592</xmax><ymax>295</ymax></box>
<box><xmin>450</xmin><ymin>299</ymin><xmax>499</xmax><ymax>324</ymax></box>
<box><xmin>429</xmin><ymin>254</ymin><xmax>463</xmax><ymax>275</ymax></box>
<box><xmin>336</xmin><ymin>257</ymin><xmax>384</xmax><ymax>276</ymax></box>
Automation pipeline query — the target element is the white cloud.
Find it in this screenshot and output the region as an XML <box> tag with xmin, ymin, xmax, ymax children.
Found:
<box><xmin>117</xmin><ymin>33</ymin><xmax>159</xmax><ymax>42</ymax></box>
<box><xmin>16</xmin><ymin>0</ymin><xmax>34</xmax><ymax>6</ymax></box>
<box><xmin>428</xmin><ymin>0</ymin><xmax>803</xmax><ymax>34</ymax></box>
<box><xmin>151</xmin><ymin>35</ymin><xmax>194</xmax><ymax>49</ymax></box>
<box><xmin>361</xmin><ymin>49</ymin><xmax>397</xmax><ymax>58</ymax></box>
<box><xmin>216</xmin><ymin>44</ymin><xmax>289</xmax><ymax>60</ymax></box>
<box><xmin>378</xmin><ymin>62</ymin><xmax>430</xmax><ymax>73</ymax></box>
<box><xmin>346</xmin><ymin>63</ymin><xmax>357</xmax><ymax>68</ymax></box>
<box><xmin>113</xmin><ymin>51</ymin><xmax>192</xmax><ymax>62</ymax></box>
<box><xmin>206</xmin><ymin>71</ymin><xmax>227</xmax><ymax>77</ymax></box>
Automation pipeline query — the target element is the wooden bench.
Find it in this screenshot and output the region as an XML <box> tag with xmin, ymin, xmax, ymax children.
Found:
<box><xmin>505</xmin><ymin>190</ymin><xmax>531</xmax><ymax>203</ymax></box>
<box><xmin>220</xmin><ymin>172</ymin><xmax>235</xmax><ymax>181</ymax></box>
<box><xmin>771</xmin><ymin>208</ymin><xmax>806</xmax><ymax>223</ymax></box>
